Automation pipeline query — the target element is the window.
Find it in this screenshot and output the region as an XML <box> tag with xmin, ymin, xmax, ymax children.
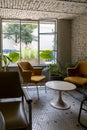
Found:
<box><xmin>1</xmin><ymin>19</ymin><xmax>57</xmax><ymax>66</ymax></box>
<box><xmin>39</xmin><ymin>20</ymin><xmax>57</xmax><ymax>64</ymax></box>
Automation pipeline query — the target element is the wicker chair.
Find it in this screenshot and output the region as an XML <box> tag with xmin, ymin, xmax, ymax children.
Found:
<box><xmin>17</xmin><ymin>61</ymin><xmax>46</xmax><ymax>99</ymax></box>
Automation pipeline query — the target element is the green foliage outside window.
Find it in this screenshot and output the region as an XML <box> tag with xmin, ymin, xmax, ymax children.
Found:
<box><xmin>21</xmin><ymin>48</ymin><xmax>38</xmax><ymax>60</ymax></box>
<box><xmin>3</xmin><ymin>23</ymin><xmax>38</xmax><ymax>63</ymax></box>
<box><xmin>3</xmin><ymin>24</ymin><xmax>37</xmax><ymax>46</ymax></box>
<box><xmin>40</xmin><ymin>50</ymin><xmax>53</xmax><ymax>61</ymax></box>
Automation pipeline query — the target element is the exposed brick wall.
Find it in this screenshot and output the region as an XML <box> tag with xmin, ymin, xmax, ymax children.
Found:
<box><xmin>72</xmin><ymin>14</ymin><xmax>87</xmax><ymax>63</ymax></box>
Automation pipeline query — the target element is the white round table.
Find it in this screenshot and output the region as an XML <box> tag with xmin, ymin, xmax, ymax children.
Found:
<box><xmin>46</xmin><ymin>81</ymin><xmax>76</xmax><ymax>110</ymax></box>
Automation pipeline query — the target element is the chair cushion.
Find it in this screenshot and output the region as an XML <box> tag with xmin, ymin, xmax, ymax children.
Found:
<box><xmin>64</xmin><ymin>76</ymin><xmax>87</xmax><ymax>85</ymax></box>
<box><xmin>31</xmin><ymin>75</ymin><xmax>46</xmax><ymax>83</ymax></box>
<box><xmin>0</xmin><ymin>101</ymin><xmax>28</xmax><ymax>130</ymax></box>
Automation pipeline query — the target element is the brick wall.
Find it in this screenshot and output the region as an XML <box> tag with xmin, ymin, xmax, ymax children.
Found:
<box><xmin>72</xmin><ymin>14</ymin><xmax>87</xmax><ymax>63</ymax></box>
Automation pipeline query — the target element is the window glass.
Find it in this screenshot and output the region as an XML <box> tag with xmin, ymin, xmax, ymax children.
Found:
<box><xmin>2</xmin><ymin>20</ymin><xmax>20</xmax><ymax>54</ymax></box>
<box><xmin>39</xmin><ymin>20</ymin><xmax>57</xmax><ymax>65</ymax></box>
<box><xmin>20</xmin><ymin>22</ymin><xmax>38</xmax><ymax>65</ymax></box>
<box><xmin>40</xmin><ymin>35</ymin><xmax>54</xmax><ymax>50</ymax></box>
<box><xmin>2</xmin><ymin>20</ymin><xmax>20</xmax><ymax>66</ymax></box>
<box><xmin>2</xmin><ymin>19</ymin><xmax>57</xmax><ymax>66</ymax></box>
<box><xmin>40</xmin><ymin>23</ymin><xmax>55</xmax><ymax>33</ymax></box>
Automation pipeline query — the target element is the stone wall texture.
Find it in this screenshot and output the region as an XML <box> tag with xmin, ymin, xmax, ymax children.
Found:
<box><xmin>72</xmin><ymin>14</ymin><xmax>87</xmax><ymax>63</ymax></box>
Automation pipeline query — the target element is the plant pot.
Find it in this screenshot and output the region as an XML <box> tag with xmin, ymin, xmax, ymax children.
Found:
<box><xmin>50</xmin><ymin>74</ymin><xmax>63</xmax><ymax>81</ymax></box>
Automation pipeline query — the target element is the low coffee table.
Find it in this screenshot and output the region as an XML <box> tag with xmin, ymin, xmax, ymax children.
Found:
<box><xmin>46</xmin><ymin>81</ymin><xmax>76</xmax><ymax>110</ymax></box>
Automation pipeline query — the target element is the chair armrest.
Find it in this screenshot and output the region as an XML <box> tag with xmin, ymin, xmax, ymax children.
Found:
<box><xmin>22</xmin><ymin>70</ymin><xmax>32</xmax><ymax>73</ymax></box>
<box><xmin>67</xmin><ymin>67</ymin><xmax>79</xmax><ymax>76</ymax></box>
<box><xmin>22</xmin><ymin>88</ymin><xmax>32</xmax><ymax>130</ymax></box>
<box><xmin>33</xmin><ymin>67</ymin><xmax>43</xmax><ymax>75</ymax></box>
<box><xmin>22</xmin><ymin>88</ymin><xmax>32</xmax><ymax>103</ymax></box>
<box><xmin>67</xmin><ymin>62</ymin><xmax>80</xmax><ymax>76</ymax></box>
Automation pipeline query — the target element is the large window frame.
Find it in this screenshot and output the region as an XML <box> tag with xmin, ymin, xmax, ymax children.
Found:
<box><xmin>38</xmin><ymin>19</ymin><xmax>58</xmax><ymax>65</ymax></box>
<box><xmin>1</xmin><ymin>18</ymin><xmax>58</xmax><ymax>66</ymax></box>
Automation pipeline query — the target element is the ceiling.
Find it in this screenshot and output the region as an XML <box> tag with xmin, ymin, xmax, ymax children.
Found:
<box><xmin>0</xmin><ymin>0</ymin><xmax>87</xmax><ymax>20</ymax></box>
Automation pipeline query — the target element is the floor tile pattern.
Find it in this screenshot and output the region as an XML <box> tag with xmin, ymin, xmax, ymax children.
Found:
<box><xmin>27</xmin><ymin>87</ymin><xmax>87</xmax><ymax>130</ymax></box>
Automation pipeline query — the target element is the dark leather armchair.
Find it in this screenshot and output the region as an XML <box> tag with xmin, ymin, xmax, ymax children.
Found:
<box><xmin>0</xmin><ymin>71</ymin><xmax>32</xmax><ymax>130</ymax></box>
<box><xmin>17</xmin><ymin>61</ymin><xmax>46</xmax><ymax>99</ymax></box>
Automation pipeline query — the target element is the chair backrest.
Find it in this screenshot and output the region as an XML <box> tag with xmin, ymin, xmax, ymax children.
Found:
<box><xmin>17</xmin><ymin>61</ymin><xmax>33</xmax><ymax>83</ymax></box>
<box><xmin>17</xmin><ymin>61</ymin><xmax>33</xmax><ymax>71</ymax></box>
<box><xmin>78</xmin><ymin>61</ymin><xmax>87</xmax><ymax>76</ymax></box>
<box><xmin>0</xmin><ymin>71</ymin><xmax>22</xmax><ymax>98</ymax></box>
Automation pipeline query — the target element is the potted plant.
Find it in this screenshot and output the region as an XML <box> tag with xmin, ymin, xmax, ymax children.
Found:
<box><xmin>48</xmin><ymin>63</ymin><xmax>59</xmax><ymax>80</ymax></box>
<box><xmin>40</xmin><ymin>50</ymin><xmax>67</xmax><ymax>80</ymax></box>
<box><xmin>48</xmin><ymin>63</ymin><xmax>67</xmax><ymax>80</ymax></box>
<box><xmin>0</xmin><ymin>51</ymin><xmax>19</xmax><ymax>71</ymax></box>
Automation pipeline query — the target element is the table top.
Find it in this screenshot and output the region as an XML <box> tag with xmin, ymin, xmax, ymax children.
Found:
<box><xmin>46</xmin><ymin>81</ymin><xmax>76</xmax><ymax>91</ymax></box>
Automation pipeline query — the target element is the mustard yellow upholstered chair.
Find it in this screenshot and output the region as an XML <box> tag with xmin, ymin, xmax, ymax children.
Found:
<box><xmin>17</xmin><ymin>61</ymin><xmax>46</xmax><ymax>99</ymax></box>
<box><xmin>0</xmin><ymin>71</ymin><xmax>32</xmax><ymax>130</ymax></box>
<box><xmin>64</xmin><ymin>61</ymin><xmax>87</xmax><ymax>86</ymax></box>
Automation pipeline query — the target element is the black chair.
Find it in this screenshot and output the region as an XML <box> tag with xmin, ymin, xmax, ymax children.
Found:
<box><xmin>78</xmin><ymin>96</ymin><xmax>87</xmax><ymax>129</ymax></box>
<box><xmin>0</xmin><ymin>71</ymin><xmax>32</xmax><ymax>130</ymax></box>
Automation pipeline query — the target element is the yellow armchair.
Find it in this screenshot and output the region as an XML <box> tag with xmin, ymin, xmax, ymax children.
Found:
<box><xmin>64</xmin><ymin>61</ymin><xmax>87</xmax><ymax>86</ymax></box>
<box><xmin>17</xmin><ymin>61</ymin><xmax>46</xmax><ymax>99</ymax></box>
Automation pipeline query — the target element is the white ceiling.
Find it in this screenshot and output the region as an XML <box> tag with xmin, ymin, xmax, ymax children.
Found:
<box><xmin>0</xmin><ymin>0</ymin><xmax>87</xmax><ymax>20</ymax></box>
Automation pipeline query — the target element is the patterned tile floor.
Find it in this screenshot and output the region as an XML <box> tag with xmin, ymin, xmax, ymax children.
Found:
<box><xmin>26</xmin><ymin>87</ymin><xmax>87</xmax><ymax>130</ymax></box>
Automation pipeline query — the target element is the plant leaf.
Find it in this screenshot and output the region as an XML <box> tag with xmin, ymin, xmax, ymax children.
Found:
<box><xmin>8</xmin><ymin>52</ymin><xmax>19</xmax><ymax>62</ymax></box>
<box><xmin>0</xmin><ymin>53</ymin><xmax>8</xmax><ymax>65</ymax></box>
<box><xmin>40</xmin><ymin>50</ymin><xmax>53</xmax><ymax>60</ymax></box>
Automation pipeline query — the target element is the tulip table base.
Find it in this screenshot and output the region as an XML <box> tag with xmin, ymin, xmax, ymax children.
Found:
<box><xmin>46</xmin><ymin>81</ymin><xmax>76</xmax><ymax>110</ymax></box>
<box><xmin>50</xmin><ymin>91</ymin><xmax>70</xmax><ymax>110</ymax></box>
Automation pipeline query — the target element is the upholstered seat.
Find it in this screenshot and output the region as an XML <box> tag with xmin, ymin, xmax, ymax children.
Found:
<box><xmin>17</xmin><ymin>61</ymin><xmax>46</xmax><ymax>99</ymax></box>
<box><xmin>64</xmin><ymin>76</ymin><xmax>87</xmax><ymax>86</ymax></box>
<box><xmin>0</xmin><ymin>102</ymin><xmax>28</xmax><ymax>130</ymax></box>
